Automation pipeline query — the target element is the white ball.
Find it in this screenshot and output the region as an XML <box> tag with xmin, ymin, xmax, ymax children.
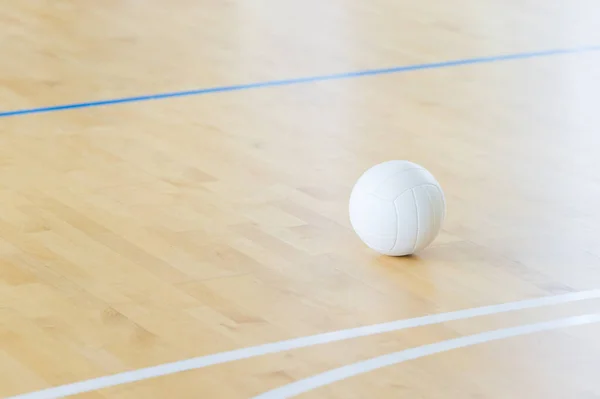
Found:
<box><xmin>349</xmin><ymin>160</ymin><xmax>446</xmax><ymax>256</ymax></box>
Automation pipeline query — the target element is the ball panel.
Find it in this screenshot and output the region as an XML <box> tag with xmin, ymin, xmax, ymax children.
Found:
<box><xmin>349</xmin><ymin>191</ymin><xmax>397</xmax><ymax>253</ymax></box>
<box><xmin>373</xmin><ymin>167</ymin><xmax>433</xmax><ymax>200</ymax></box>
<box><xmin>356</xmin><ymin>231</ymin><xmax>399</xmax><ymax>254</ymax></box>
<box><xmin>390</xmin><ymin>188</ymin><xmax>419</xmax><ymax>256</ymax></box>
<box><xmin>412</xmin><ymin>184</ymin><xmax>445</xmax><ymax>251</ymax></box>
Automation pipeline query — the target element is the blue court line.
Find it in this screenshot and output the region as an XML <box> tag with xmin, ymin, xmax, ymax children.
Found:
<box><xmin>1</xmin><ymin>45</ymin><xmax>599</xmax><ymax>119</ymax></box>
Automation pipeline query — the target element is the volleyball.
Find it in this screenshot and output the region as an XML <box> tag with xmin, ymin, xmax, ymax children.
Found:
<box><xmin>349</xmin><ymin>160</ymin><xmax>446</xmax><ymax>256</ymax></box>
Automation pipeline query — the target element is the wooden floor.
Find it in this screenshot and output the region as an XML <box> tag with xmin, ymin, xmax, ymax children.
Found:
<box><xmin>2</xmin><ymin>1</ymin><xmax>600</xmax><ymax>398</ymax></box>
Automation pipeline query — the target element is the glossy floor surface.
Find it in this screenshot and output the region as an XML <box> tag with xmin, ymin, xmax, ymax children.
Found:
<box><xmin>1</xmin><ymin>1</ymin><xmax>600</xmax><ymax>398</ymax></box>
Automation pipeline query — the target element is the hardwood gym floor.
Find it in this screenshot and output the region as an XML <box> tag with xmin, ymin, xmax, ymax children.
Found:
<box><xmin>1</xmin><ymin>1</ymin><xmax>600</xmax><ymax>398</ymax></box>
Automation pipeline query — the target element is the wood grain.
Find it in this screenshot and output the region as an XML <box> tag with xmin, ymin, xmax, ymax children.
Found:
<box><xmin>1</xmin><ymin>0</ymin><xmax>600</xmax><ymax>397</ymax></box>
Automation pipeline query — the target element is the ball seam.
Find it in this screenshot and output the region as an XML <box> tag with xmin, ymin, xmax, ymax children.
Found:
<box><xmin>411</xmin><ymin>188</ymin><xmax>420</xmax><ymax>254</ymax></box>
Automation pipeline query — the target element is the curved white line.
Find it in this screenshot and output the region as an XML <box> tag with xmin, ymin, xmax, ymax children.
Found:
<box><xmin>252</xmin><ymin>313</ymin><xmax>600</xmax><ymax>399</ymax></box>
<box><xmin>7</xmin><ymin>290</ymin><xmax>600</xmax><ymax>399</ymax></box>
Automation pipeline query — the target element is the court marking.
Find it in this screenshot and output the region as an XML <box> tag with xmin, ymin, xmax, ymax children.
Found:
<box><xmin>1</xmin><ymin>45</ymin><xmax>600</xmax><ymax>119</ymax></box>
<box><xmin>251</xmin><ymin>313</ymin><xmax>600</xmax><ymax>399</ymax></box>
<box><xmin>7</xmin><ymin>289</ymin><xmax>600</xmax><ymax>399</ymax></box>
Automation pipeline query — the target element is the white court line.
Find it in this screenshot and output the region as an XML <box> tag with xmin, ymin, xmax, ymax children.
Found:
<box><xmin>7</xmin><ymin>289</ymin><xmax>600</xmax><ymax>399</ymax></box>
<box><xmin>252</xmin><ymin>313</ymin><xmax>600</xmax><ymax>399</ymax></box>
